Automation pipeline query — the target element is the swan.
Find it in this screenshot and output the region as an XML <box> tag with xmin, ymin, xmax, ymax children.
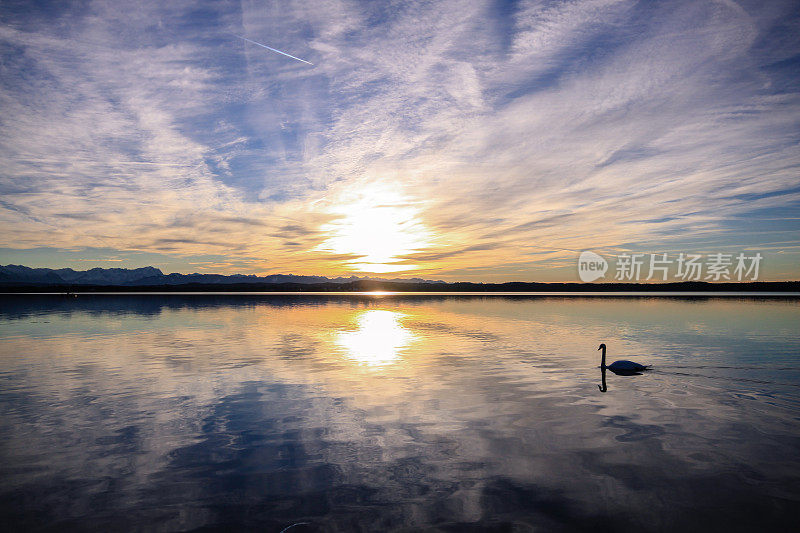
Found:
<box><xmin>598</xmin><ymin>343</ymin><xmax>648</xmax><ymax>372</ymax></box>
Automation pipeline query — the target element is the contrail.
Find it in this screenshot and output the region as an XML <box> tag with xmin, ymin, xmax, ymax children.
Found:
<box><xmin>234</xmin><ymin>35</ymin><xmax>313</xmax><ymax>65</ymax></box>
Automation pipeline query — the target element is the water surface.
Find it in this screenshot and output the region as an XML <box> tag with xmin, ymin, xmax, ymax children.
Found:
<box><xmin>1</xmin><ymin>294</ymin><xmax>799</xmax><ymax>531</ymax></box>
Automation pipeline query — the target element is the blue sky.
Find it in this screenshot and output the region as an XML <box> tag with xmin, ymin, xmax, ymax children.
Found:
<box><xmin>0</xmin><ymin>0</ymin><xmax>798</xmax><ymax>281</ymax></box>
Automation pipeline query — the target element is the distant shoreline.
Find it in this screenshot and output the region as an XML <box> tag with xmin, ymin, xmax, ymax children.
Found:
<box><xmin>1</xmin><ymin>280</ymin><xmax>798</xmax><ymax>294</ymax></box>
<box><xmin>2</xmin><ymin>292</ymin><xmax>799</xmax><ymax>299</ymax></box>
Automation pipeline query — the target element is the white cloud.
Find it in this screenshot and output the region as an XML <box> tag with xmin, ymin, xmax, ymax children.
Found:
<box><xmin>0</xmin><ymin>0</ymin><xmax>798</xmax><ymax>279</ymax></box>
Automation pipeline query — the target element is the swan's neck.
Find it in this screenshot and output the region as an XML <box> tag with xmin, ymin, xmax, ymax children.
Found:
<box><xmin>600</xmin><ymin>346</ymin><xmax>606</xmax><ymax>368</ymax></box>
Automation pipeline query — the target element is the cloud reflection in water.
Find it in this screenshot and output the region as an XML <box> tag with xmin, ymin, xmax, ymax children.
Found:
<box><xmin>1</xmin><ymin>295</ymin><xmax>800</xmax><ymax>531</ymax></box>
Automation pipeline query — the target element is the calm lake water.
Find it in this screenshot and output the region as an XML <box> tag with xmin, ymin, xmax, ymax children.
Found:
<box><xmin>1</xmin><ymin>294</ymin><xmax>799</xmax><ymax>532</ymax></box>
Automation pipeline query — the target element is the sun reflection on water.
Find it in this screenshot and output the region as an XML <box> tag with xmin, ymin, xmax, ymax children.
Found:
<box><xmin>335</xmin><ymin>310</ymin><xmax>415</xmax><ymax>366</ymax></box>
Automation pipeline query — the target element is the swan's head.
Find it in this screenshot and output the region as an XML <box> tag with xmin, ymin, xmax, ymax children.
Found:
<box><xmin>598</xmin><ymin>343</ymin><xmax>606</xmax><ymax>350</ymax></box>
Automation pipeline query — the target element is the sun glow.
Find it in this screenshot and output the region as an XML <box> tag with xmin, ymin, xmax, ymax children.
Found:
<box><xmin>335</xmin><ymin>310</ymin><xmax>415</xmax><ymax>366</ymax></box>
<box><xmin>317</xmin><ymin>183</ymin><xmax>433</xmax><ymax>273</ymax></box>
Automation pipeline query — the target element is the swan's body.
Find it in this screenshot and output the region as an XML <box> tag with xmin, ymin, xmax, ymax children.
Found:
<box><xmin>607</xmin><ymin>359</ymin><xmax>647</xmax><ymax>372</ymax></box>
<box><xmin>598</xmin><ymin>343</ymin><xmax>648</xmax><ymax>372</ymax></box>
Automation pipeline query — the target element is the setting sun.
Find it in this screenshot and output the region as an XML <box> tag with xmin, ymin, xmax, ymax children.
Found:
<box><xmin>316</xmin><ymin>183</ymin><xmax>433</xmax><ymax>273</ymax></box>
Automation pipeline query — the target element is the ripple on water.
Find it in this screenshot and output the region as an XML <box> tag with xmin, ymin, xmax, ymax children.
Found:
<box><xmin>0</xmin><ymin>294</ymin><xmax>799</xmax><ymax>531</ymax></box>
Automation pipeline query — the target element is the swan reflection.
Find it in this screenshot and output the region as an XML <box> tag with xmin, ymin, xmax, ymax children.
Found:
<box><xmin>335</xmin><ymin>310</ymin><xmax>414</xmax><ymax>366</ymax></box>
<box><xmin>598</xmin><ymin>366</ymin><xmax>607</xmax><ymax>392</ymax></box>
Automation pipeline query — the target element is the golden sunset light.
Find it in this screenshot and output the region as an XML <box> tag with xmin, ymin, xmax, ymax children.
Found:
<box><xmin>315</xmin><ymin>183</ymin><xmax>434</xmax><ymax>273</ymax></box>
<box><xmin>335</xmin><ymin>310</ymin><xmax>415</xmax><ymax>366</ymax></box>
<box><xmin>1</xmin><ymin>2</ymin><xmax>799</xmax><ymax>529</ymax></box>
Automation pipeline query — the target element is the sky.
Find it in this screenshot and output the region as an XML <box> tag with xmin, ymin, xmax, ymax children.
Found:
<box><xmin>0</xmin><ymin>0</ymin><xmax>798</xmax><ymax>282</ymax></box>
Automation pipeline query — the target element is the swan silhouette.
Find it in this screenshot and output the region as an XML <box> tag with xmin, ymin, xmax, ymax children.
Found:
<box><xmin>599</xmin><ymin>343</ymin><xmax>648</xmax><ymax>373</ymax></box>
